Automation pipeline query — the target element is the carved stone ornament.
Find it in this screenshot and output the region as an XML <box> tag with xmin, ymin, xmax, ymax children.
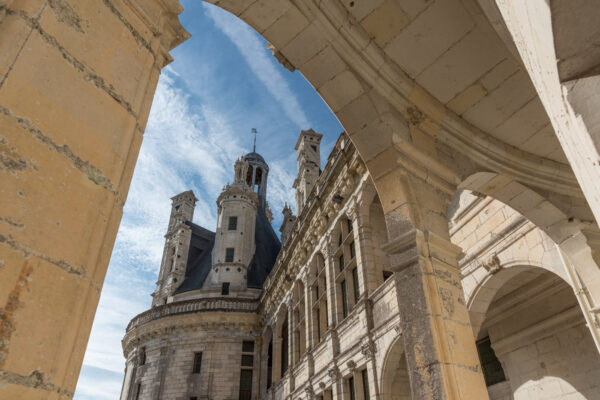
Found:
<box><xmin>305</xmin><ymin>386</ymin><xmax>314</xmax><ymax>399</ymax></box>
<box><xmin>394</xmin><ymin>323</ymin><xmax>402</xmax><ymax>335</ymax></box>
<box><xmin>360</xmin><ymin>338</ymin><xmax>375</xmax><ymax>360</ymax></box>
<box><xmin>319</xmin><ymin>381</ymin><xmax>326</xmax><ymax>389</ymax></box>
<box><xmin>328</xmin><ymin>366</ymin><xmax>339</xmax><ymax>380</ymax></box>
<box><xmin>346</xmin><ymin>360</ymin><xmax>356</xmax><ymax>371</ymax></box>
<box><xmin>482</xmin><ymin>253</ymin><xmax>501</xmax><ymax>274</ymax></box>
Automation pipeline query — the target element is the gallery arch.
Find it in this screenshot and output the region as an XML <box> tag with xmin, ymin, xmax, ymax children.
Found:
<box><xmin>2</xmin><ymin>0</ymin><xmax>600</xmax><ymax>398</ymax></box>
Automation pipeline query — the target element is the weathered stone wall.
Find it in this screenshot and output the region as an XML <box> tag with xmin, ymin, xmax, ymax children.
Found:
<box><xmin>0</xmin><ymin>0</ymin><xmax>187</xmax><ymax>397</ymax></box>
<box><xmin>122</xmin><ymin>306</ymin><xmax>260</xmax><ymax>400</ymax></box>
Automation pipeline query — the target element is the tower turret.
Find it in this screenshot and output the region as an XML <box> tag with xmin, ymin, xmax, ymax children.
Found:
<box><xmin>152</xmin><ymin>190</ymin><xmax>197</xmax><ymax>306</ymax></box>
<box><xmin>279</xmin><ymin>203</ymin><xmax>296</xmax><ymax>243</ymax></box>
<box><xmin>293</xmin><ymin>129</ymin><xmax>322</xmax><ymax>213</ymax></box>
<box><xmin>204</xmin><ymin>157</ymin><xmax>259</xmax><ymax>293</ymax></box>
<box><xmin>243</xmin><ymin>152</ymin><xmax>269</xmax><ymax>210</ymax></box>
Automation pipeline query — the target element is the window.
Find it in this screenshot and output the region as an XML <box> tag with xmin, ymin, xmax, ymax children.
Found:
<box><xmin>239</xmin><ymin>370</ymin><xmax>253</xmax><ymax>400</ymax></box>
<box><xmin>192</xmin><ymin>352</ymin><xmax>202</xmax><ymax>374</ymax></box>
<box><xmin>281</xmin><ymin>318</ymin><xmax>289</xmax><ymax>376</ymax></box>
<box><xmin>292</xmin><ymin>282</ymin><xmax>306</xmax><ymax>364</ymax></box>
<box><xmin>241</xmin><ymin>354</ymin><xmax>254</xmax><ymax>367</ymax></box>
<box><xmin>228</xmin><ymin>216</ymin><xmax>238</xmax><ymax>230</ymax></box>
<box><xmin>334</xmin><ymin>218</ymin><xmax>360</xmax><ymax>321</ymax></box>
<box><xmin>225</xmin><ymin>248</ymin><xmax>235</xmax><ymax>262</ymax></box>
<box><xmin>242</xmin><ymin>340</ymin><xmax>254</xmax><ymax>353</ymax></box>
<box><xmin>352</xmin><ymin>268</ymin><xmax>360</xmax><ymax>303</ymax></box>
<box><xmin>190</xmin><ymin>397</ymin><xmax>198</xmax><ymax>400</ymax></box>
<box><xmin>341</xmin><ymin>280</ymin><xmax>348</xmax><ymax>319</ymax></box>
<box><xmin>239</xmin><ymin>340</ymin><xmax>254</xmax><ymax>400</ymax></box>
<box><xmin>222</xmin><ymin>282</ymin><xmax>230</xmax><ymax>295</ymax></box>
<box><xmin>348</xmin><ymin>376</ymin><xmax>356</xmax><ymax>400</ymax></box>
<box><xmin>476</xmin><ymin>337</ymin><xmax>506</xmax><ymax>386</ymax></box>
<box><xmin>362</xmin><ymin>370</ymin><xmax>370</xmax><ymax>400</ymax></box>
<box><xmin>139</xmin><ymin>347</ymin><xmax>146</xmax><ymax>365</ymax></box>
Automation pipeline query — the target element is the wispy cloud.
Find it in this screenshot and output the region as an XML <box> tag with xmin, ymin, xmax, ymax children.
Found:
<box><xmin>75</xmin><ymin>4</ymin><xmax>341</xmax><ymax>399</ymax></box>
<box><xmin>203</xmin><ymin>3</ymin><xmax>311</xmax><ymax>130</ymax></box>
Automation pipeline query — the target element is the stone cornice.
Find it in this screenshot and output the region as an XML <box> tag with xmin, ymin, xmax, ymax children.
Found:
<box><xmin>126</xmin><ymin>297</ymin><xmax>259</xmax><ymax>332</ymax></box>
<box><xmin>122</xmin><ymin>308</ymin><xmax>260</xmax><ymax>355</ymax></box>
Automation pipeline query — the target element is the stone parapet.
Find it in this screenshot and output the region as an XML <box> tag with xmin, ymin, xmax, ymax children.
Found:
<box><xmin>127</xmin><ymin>297</ymin><xmax>259</xmax><ymax>332</ymax></box>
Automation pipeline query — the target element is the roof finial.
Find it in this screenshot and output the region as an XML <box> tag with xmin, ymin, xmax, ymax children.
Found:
<box><xmin>252</xmin><ymin>128</ymin><xmax>258</xmax><ymax>153</ymax></box>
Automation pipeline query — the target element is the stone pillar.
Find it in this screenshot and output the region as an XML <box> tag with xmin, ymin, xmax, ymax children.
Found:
<box><xmin>323</xmin><ymin>238</ymin><xmax>338</xmax><ymax>328</ymax></box>
<box><xmin>361</xmin><ymin>338</ymin><xmax>379</xmax><ymax>400</ymax></box>
<box><xmin>379</xmin><ymin>172</ymin><xmax>489</xmax><ymax>399</ymax></box>
<box><xmin>349</xmin><ymin>200</ymin><xmax>370</xmax><ymax>297</ymax></box>
<box><xmin>0</xmin><ymin>0</ymin><xmax>188</xmax><ymax>397</ymax></box>
<box><xmin>287</xmin><ymin>301</ymin><xmax>295</xmax><ymax>390</ymax></box>
<box><xmin>272</xmin><ymin>318</ymin><xmax>283</xmax><ymax>385</ymax></box>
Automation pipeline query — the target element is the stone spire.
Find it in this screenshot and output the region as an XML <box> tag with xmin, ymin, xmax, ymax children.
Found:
<box><xmin>152</xmin><ymin>190</ymin><xmax>197</xmax><ymax>306</ymax></box>
<box><xmin>280</xmin><ymin>202</ymin><xmax>297</xmax><ymax>243</ymax></box>
<box><xmin>293</xmin><ymin>129</ymin><xmax>323</xmax><ymax>214</ymax></box>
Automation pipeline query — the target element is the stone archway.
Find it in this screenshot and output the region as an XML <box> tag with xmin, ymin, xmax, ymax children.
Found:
<box><xmin>2</xmin><ymin>0</ymin><xmax>600</xmax><ymax>398</ymax></box>
<box><xmin>380</xmin><ymin>336</ymin><xmax>411</xmax><ymax>400</ymax></box>
<box><xmin>468</xmin><ymin>265</ymin><xmax>600</xmax><ymax>399</ymax></box>
<box><xmin>458</xmin><ymin>172</ymin><xmax>600</xmax><ymax>325</ymax></box>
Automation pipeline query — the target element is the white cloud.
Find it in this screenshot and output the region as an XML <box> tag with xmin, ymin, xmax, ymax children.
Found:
<box><xmin>203</xmin><ymin>3</ymin><xmax>311</xmax><ymax>130</ymax></box>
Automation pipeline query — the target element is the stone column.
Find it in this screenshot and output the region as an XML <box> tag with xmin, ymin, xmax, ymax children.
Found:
<box><xmin>361</xmin><ymin>338</ymin><xmax>379</xmax><ymax>400</ymax></box>
<box><xmin>379</xmin><ymin>171</ymin><xmax>489</xmax><ymax>399</ymax></box>
<box><xmin>272</xmin><ymin>317</ymin><xmax>283</xmax><ymax>385</ymax></box>
<box><xmin>303</xmin><ymin>274</ymin><xmax>313</xmax><ymax>352</ymax></box>
<box><xmin>349</xmin><ymin>199</ymin><xmax>370</xmax><ymax>297</ymax></box>
<box><xmin>0</xmin><ymin>1</ymin><xmax>188</xmax><ymax>397</ymax></box>
<box><xmin>287</xmin><ymin>301</ymin><xmax>295</xmax><ymax>390</ymax></box>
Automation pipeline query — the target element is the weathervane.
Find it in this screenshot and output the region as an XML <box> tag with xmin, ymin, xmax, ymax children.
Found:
<box><xmin>252</xmin><ymin>128</ymin><xmax>258</xmax><ymax>152</ymax></box>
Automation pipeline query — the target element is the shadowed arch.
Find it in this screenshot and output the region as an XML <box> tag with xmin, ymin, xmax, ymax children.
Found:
<box><xmin>380</xmin><ymin>335</ymin><xmax>412</xmax><ymax>400</ymax></box>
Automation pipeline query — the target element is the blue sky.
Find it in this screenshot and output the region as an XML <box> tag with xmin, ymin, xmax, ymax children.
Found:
<box><xmin>74</xmin><ymin>2</ymin><xmax>342</xmax><ymax>399</ymax></box>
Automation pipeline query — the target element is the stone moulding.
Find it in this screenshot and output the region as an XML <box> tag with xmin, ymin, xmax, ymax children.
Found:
<box><xmin>126</xmin><ymin>297</ymin><xmax>259</xmax><ymax>332</ymax></box>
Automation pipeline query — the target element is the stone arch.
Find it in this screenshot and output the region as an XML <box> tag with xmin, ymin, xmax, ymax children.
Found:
<box><xmin>380</xmin><ymin>335</ymin><xmax>412</xmax><ymax>400</ymax></box>
<box><xmin>260</xmin><ymin>325</ymin><xmax>274</xmax><ymax>392</ymax></box>
<box><xmin>459</xmin><ymin>172</ymin><xmax>600</xmax><ymax>308</ymax></box>
<box><xmin>468</xmin><ymin>264</ymin><xmax>568</xmax><ymax>339</ymax></box>
<box><xmin>468</xmin><ymin>264</ymin><xmax>600</xmax><ymax>399</ymax></box>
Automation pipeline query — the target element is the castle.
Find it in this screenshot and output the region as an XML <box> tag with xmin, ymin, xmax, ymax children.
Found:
<box><xmin>3</xmin><ymin>1</ymin><xmax>600</xmax><ymax>399</ymax></box>
<box><xmin>119</xmin><ymin>130</ymin><xmax>600</xmax><ymax>400</ymax></box>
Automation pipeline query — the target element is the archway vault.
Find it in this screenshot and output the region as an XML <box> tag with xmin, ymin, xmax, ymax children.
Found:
<box><xmin>1</xmin><ymin>0</ymin><xmax>600</xmax><ymax>398</ymax></box>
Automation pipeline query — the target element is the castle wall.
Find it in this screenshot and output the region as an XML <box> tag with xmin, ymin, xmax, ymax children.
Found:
<box><xmin>122</xmin><ymin>304</ymin><xmax>260</xmax><ymax>400</ymax></box>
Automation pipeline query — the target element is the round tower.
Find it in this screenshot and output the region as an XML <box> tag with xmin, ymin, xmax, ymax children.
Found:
<box><xmin>205</xmin><ymin>157</ymin><xmax>259</xmax><ymax>292</ymax></box>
